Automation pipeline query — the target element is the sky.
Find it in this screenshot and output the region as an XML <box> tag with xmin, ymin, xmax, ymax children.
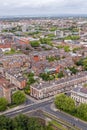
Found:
<box><xmin>0</xmin><ymin>0</ymin><xmax>87</xmax><ymax>16</ymax></box>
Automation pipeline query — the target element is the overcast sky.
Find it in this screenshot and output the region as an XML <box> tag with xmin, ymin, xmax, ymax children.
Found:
<box><xmin>0</xmin><ymin>0</ymin><xmax>87</xmax><ymax>16</ymax></box>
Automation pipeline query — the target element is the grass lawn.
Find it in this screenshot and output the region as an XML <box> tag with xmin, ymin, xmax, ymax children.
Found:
<box><xmin>50</xmin><ymin>120</ymin><xmax>69</xmax><ymax>130</ymax></box>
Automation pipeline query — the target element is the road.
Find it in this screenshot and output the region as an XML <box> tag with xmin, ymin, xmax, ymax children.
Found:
<box><xmin>2</xmin><ymin>99</ymin><xmax>87</xmax><ymax>130</ymax></box>
<box><xmin>4</xmin><ymin>99</ymin><xmax>53</xmax><ymax>117</ymax></box>
<box><xmin>43</xmin><ymin>103</ymin><xmax>87</xmax><ymax>130</ymax></box>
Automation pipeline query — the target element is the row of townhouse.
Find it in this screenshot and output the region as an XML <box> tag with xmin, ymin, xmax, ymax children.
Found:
<box><xmin>31</xmin><ymin>56</ymin><xmax>75</xmax><ymax>75</ymax></box>
<box><xmin>0</xmin><ymin>74</ymin><xmax>17</xmax><ymax>103</ymax></box>
<box><xmin>0</xmin><ymin>34</ymin><xmax>14</xmax><ymax>52</ymax></box>
<box><xmin>0</xmin><ymin>43</ymin><xmax>11</xmax><ymax>52</ymax></box>
<box><xmin>29</xmin><ymin>48</ymin><xmax>82</xmax><ymax>75</ymax></box>
<box><xmin>71</xmin><ymin>86</ymin><xmax>87</xmax><ymax>104</ymax></box>
<box><xmin>30</xmin><ymin>49</ymin><xmax>70</xmax><ymax>62</ymax></box>
<box><xmin>13</xmin><ymin>37</ymin><xmax>29</xmax><ymax>45</ymax></box>
<box><xmin>31</xmin><ymin>60</ymin><xmax>61</xmax><ymax>75</ymax></box>
<box><xmin>0</xmin><ymin>54</ymin><xmax>30</xmax><ymax>94</ymax></box>
<box><xmin>0</xmin><ymin>54</ymin><xmax>30</xmax><ymax>69</ymax></box>
<box><xmin>5</xmin><ymin>69</ymin><xmax>27</xmax><ymax>89</ymax></box>
<box><xmin>30</xmin><ymin>72</ymin><xmax>87</xmax><ymax>99</ymax></box>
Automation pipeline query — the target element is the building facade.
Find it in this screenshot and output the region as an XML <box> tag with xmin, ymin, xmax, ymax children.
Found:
<box><xmin>71</xmin><ymin>86</ymin><xmax>87</xmax><ymax>104</ymax></box>
<box><xmin>30</xmin><ymin>72</ymin><xmax>87</xmax><ymax>99</ymax></box>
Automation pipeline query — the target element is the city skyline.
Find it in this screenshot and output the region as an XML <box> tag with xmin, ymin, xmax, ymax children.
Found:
<box><xmin>0</xmin><ymin>0</ymin><xmax>87</xmax><ymax>16</ymax></box>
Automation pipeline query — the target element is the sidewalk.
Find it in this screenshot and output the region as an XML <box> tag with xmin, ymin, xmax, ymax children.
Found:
<box><xmin>50</xmin><ymin>103</ymin><xmax>87</xmax><ymax>125</ymax></box>
<box><xmin>0</xmin><ymin>96</ymin><xmax>54</xmax><ymax>115</ymax></box>
<box><xmin>0</xmin><ymin>101</ymin><xmax>34</xmax><ymax>115</ymax></box>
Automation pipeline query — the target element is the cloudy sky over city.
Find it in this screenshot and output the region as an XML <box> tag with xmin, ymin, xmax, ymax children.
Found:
<box><xmin>0</xmin><ymin>0</ymin><xmax>87</xmax><ymax>16</ymax></box>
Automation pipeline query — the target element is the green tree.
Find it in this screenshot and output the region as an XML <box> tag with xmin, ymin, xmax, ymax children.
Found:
<box><xmin>26</xmin><ymin>72</ymin><xmax>36</xmax><ymax>85</ymax></box>
<box><xmin>55</xmin><ymin>94</ymin><xmax>75</xmax><ymax>113</ymax></box>
<box><xmin>45</xmin><ymin>124</ymin><xmax>54</xmax><ymax>130</ymax></box>
<box><xmin>83</xmin><ymin>58</ymin><xmax>87</xmax><ymax>70</ymax></box>
<box><xmin>24</xmin><ymin>85</ymin><xmax>30</xmax><ymax>95</ymax></box>
<box><xmin>0</xmin><ymin>115</ymin><xmax>13</xmax><ymax>130</ymax></box>
<box><xmin>46</xmin><ymin>56</ymin><xmax>55</xmax><ymax>62</ymax></box>
<box><xmin>58</xmin><ymin>71</ymin><xmax>64</xmax><ymax>78</ymax></box>
<box><xmin>64</xmin><ymin>35</ymin><xmax>80</xmax><ymax>40</ymax></box>
<box><xmin>29</xmin><ymin>77</ymin><xmax>36</xmax><ymax>84</ymax></box>
<box><xmin>72</xmin><ymin>47</ymin><xmax>81</xmax><ymax>53</ymax></box>
<box><xmin>12</xmin><ymin>114</ymin><xmax>29</xmax><ymax>130</ymax></box>
<box><xmin>57</xmin><ymin>45</ymin><xmax>64</xmax><ymax>49</ymax></box>
<box><xmin>46</xmin><ymin>56</ymin><xmax>60</xmax><ymax>62</ymax></box>
<box><xmin>27</xmin><ymin>117</ymin><xmax>43</xmax><ymax>130</ymax></box>
<box><xmin>76</xmin><ymin>58</ymin><xmax>83</xmax><ymax>66</ymax></box>
<box><xmin>63</xmin><ymin>96</ymin><xmax>75</xmax><ymax>113</ymax></box>
<box><xmin>12</xmin><ymin>91</ymin><xmax>26</xmax><ymax>105</ymax></box>
<box><xmin>30</xmin><ymin>41</ymin><xmax>40</xmax><ymax>47</ymax></box>
<box><xmin>28</xmin><ymin>72</ymin><xmax>34</xmax><ymax>77</ymax></box>
<box><xmin>40</xmin><ymin>73</ymin><xmax>50</xmax><ymax>81</ymax></box>
<box><xmin>55</xmin><ymin>94</ymin><xmax>66</xmax><ymax>110</ymax></box>
<box><xmin>24</xmin><ymin>72</ymin><xmax>36</xmax><ymax>96</ymax></box>
<box><xmin>40</xmin><ymin>38</ymin><xmax>52</xmax><ymax>46</ymax></box>
<box><xmin>77</xmin><ymin>104</ymin><xmax>87</xmax><ymax>121</ymax></box>
<box><xmin>48</xmin><ymin>33</ymin><xmax>55</xmax><ymax>37</ymax></box>
<box><xmin>0</xmin><ymin>114</ymin><xmax>53</xmax><ymax>130</ymax></box>
<box><xmin>68</xmin><ymin>66</ymin><xmax>78</xmax><ymax>74</ymax></box>
<box><xmin>64</xmin><ymin>46</ymin><xmax>70</xmax><ymax>52</ymax></box>
<box><xmin>76</xmin><ymin>57</ymin><xmax>87</xmax><ymax>70</ymax></box>
<box><xmin>0</xmin><ymin>98</ymin><xmax>8</xmax><ymax>111</ymax></box>
<box><xmin>50</xmin><ymin>27</ymin><xmax>57</xmax><ymax>31</ymax></box>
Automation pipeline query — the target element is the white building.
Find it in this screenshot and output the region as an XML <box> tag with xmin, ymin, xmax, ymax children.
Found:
<box><xmin>22</xmin><ymin>24</ymin><xmax>27</xmax><ymax>32</ymax></box>
<box><xmin>55</xmin><ymin>30</ymin><xmax>64</xmax><ymax>38</ymax></box>
<box><xmin>71</xmin><ymin>86</ymin><xmax>87</xmax><ymax>104</ymax></box>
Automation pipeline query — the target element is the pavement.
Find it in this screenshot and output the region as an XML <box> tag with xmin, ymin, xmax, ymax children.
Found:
<box><xmin>0</xmin><ymin>97</ymin><xmax>87</xmax><ymax>130</ymax></box>
<box><xmin>42</xmin><ymin>103</ymin><xmax>87</xmax><ymax>130</ymax></box>
<box><xmin>3</xmin><ymin>99</ymin><xmax>53</xmax><ymax>117</ymax></box>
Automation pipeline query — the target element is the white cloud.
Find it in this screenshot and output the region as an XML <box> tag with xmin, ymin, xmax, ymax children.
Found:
<box><xmin>0</xmin><ymin>0</ymin><xmax>87</xmax><ymax>16</ymax></box>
